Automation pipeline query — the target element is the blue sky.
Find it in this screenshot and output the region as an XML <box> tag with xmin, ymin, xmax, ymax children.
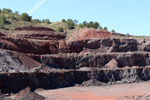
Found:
<box><xmin>0</xmin><ymin>0</ymin><xmax>150</xmax><ymax>36</ymax></box>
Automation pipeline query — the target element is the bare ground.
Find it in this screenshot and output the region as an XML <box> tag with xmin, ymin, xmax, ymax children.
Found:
<box><xmin>36</xmin><ymin>82</ymin><xmax>150</xmax><ymax>100</ymax></box>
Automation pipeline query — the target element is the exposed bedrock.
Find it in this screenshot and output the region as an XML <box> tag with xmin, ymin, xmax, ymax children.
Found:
<box><xmin>0</xmin><ymin>49</ymin><xmax>41</xmax><ymax>72</ymax></box>
<box><xmin>60</xmin><ymin>38</ymin><xmax>138</xmax><ymax>53</ymax></box>
<box><xmin>14</xmin><ymin>27</ymin><xmax>66</xmax><ymax>40</ymax></box>
<box><xmin>0</xmin><ymin>37</ymin><xmax>60</xmax><ymax>54</ymax></box>
<box><xmin>0</xmin><ymin>36</ymin><xmax>150</xmax><ymax>54</ymax></box>
<box><xmin>28</xmin><ymin>52</ymin><xmax>150</xmax><ymax>69</ymax></box>
<box><xmin>0</xmin><ymin>67</ymin><xmax>150</xmax><ymax>93</ymax></box>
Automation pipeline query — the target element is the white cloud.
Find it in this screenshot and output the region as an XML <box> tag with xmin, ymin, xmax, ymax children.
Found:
<box><xmin>27</xmin><ymin>0</ymin><xmax>47</xmax><ymax>14</ymax></box>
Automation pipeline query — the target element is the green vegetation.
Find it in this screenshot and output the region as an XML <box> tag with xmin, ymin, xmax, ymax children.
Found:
<box><xmin>62</xmin><ymin>19</ymin><xmax>66</xmax><ymax>22</ymax></box>
<box><xmin>78</xmin><ymin>23</ymin><xmax>83</xmax><ymax>28</ymax></box>
<box><xmin>99</xmin><ymin>26</ymin><xmax>103</xmax><ymax>30</ymax></box>
<box><xmin>104</xmin><ymin>27</ymin><xmax>108</xmax><ymax>31</ymax></box>
<box><xmin>2</xmin><ymin>8</ymin><xmax>12</xmax><ymax>14</ymax></box>
<box><xmin>0</xmin><ymin>8</ymin><xmax>115</xmax><ymax>34</ymax></box>
<box><xmin>0</xmin><ymin>15</ymin><xmax>6</xmax><ymax>29</ymax></box>
<box><xmin>32</xmin><ymin>19</ymin><xmax>41</xmax><ymax>23</ymax></box>
<box><xmin>80</xmin><ymin>21</ymin><xmax>100</xmax><ymax>29</ymax></box>
<box><xmin>66</xmin><ymin>19</ymin><xmax>75</xmax><ymax>29</ymax></box>
<box><xmin>111</xmin><ymin>30</ymin><xmax>115</xmax><ymax>32</ymax></box>
<box><xmin>45</xmin><ymin>19</ymin><xmax>51</xmax><ymax>24</ymax></box>
<box><xmin>56</xmin><ymin>27</ymin><xmax>63</xmax><ymax>32</ymax></box>
<box><xmin>21</xmin><ymin>13</ymin><xmax>31</xmax><ymax>21</ymax></box>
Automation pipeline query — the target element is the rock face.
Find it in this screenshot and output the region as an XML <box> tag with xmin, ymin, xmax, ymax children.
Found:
<box><xmin>60</xmin><ymin>38</ymin><xmax>138</xmax><ymax>53</ymax></box>
<box><xmin>0</xmin><ymin>67</ymin><xmax>150</xmax><ymax>93</ymax></box>
<box><xmin>0</xmin><ymin>49</ymin><xmax>41</xmax><ymax>72</ymax></box>
<box><xmin>0</xmin><ymin>37</ymin><xmax>60</xmax><ymax>54</ymax></box>
<box><xmin>14</xmin><ymin>27</ymin><xmax>66</xmax><ymax>40</ymax></box>
<box><xmin>28</xmin><ymin>52</ymin><xmax>150</xmax><ymax>69</ymax></box>
<box><xmin>0</xmin><ymin>28</ymin><xmax>149</xmax><ymax>54</ymax></box>
<box><xmin>0</xmin><ymin>27</ymin><xmax>150</xmax><ymax>97</ymax></box>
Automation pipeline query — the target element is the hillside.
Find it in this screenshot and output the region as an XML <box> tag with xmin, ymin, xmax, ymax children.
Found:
<box><xmin>0</xmin><ymin>13</ymin><xmax>63</xmax><ymax>32</ymax></box>
<box><xmin>1</xmin><ymin>8</ymin><xmax>150</xmax><ymax>100</ymax></box>
<box><xmin>0</xmin><ymin>8</ymin><xmax>112</xmax><ymax>36</ymax></box>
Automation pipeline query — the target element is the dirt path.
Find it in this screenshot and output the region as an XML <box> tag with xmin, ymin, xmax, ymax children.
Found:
<box><xmin>36</xmin><ymin>82</ymin><xmax>150</xmax><ymax>100</ymax></box>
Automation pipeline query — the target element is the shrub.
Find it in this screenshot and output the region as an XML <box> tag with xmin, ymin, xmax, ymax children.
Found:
<box><xmin>56</xmin><ymin>27</ymin><xmax>63</xmax><ymax>32</ymax></box>
<box><xmin>2</xmin><ymin>8</ymin><xmax>12</xmax><ymax>13</ymax></box>
<box><xmin>21</xmin><ymin>13</ymin><xmax>32</xmax><ymax>21</ymax></box>
<box><xmin>0</xmin><ymin>15</ymin><xmax>6</xmax><ymax>24</ymax></box>
<box><xmin>66</xmin><ymin>19</ymin><xmax>75</xmax><ymax>29</ymax></box>
<box><xmin>78</xmin><ymin>23</ymin><xmax>83</xmax><ymax>28</ymax></box>
<box><xmin>45</xmin><ymin>19</ymin><xmax>51</xmax><ymax>24</ymax></box>
<box><xmin>111</xmin><ymin>30</ymin><xmax>115</xmax><ymax>32</ymax></box>
<box><xmin>82</xmin><ymin>21</ymin><xmax>87</xmax><ymax>26</ymax></box>
<box><xmin>62</xmin><ymin>19</ymin><xmax>66</xmax><ymax>22</ymax></box>
<box><xmin>104</xmin><ymin>27</ymin><xmax>108</xmax><ymax>31</ymax></box>
<box><xmin>89</xmin><ymin>21</ymin><xmax>94</xmax><ymax>27</ymax></box>
<box><xmin>32</xmin><ymin>19</ymin><xmax>41</xmax><ymax>23</ymax></box>
<box><xmin>93</xmin><ymin>22</ymin><xmax>99</xmax><ymax>29</ymax></box>
<box><xmin>0</xmin><ymin>22</ymin><xmax>4</xmax><ymax>29</ymax></box>
<box><xmin>0</xmin><ymin>15</ymin><xmax>6</xmax><ymax>29</ymax></box>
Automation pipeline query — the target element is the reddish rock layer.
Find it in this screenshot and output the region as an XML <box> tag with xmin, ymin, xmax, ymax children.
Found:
<box><xmin>0</xmin><ymin>37</ymin><xmax>59</xmax><ymax>54</ymax></box>
<box><xmin>15</xmin><ymin>27</ymin><xmax>55</xmax><ymax>31</ymax></box>
<box><xmin>79</xmin><ymin>29</ymin><xmax>112</xmax><ymax>39</ymax></box>
<box><xmin>14</xmin><ymin>27</ymin><xmax>66</xmax><ymax>40</ymax></box>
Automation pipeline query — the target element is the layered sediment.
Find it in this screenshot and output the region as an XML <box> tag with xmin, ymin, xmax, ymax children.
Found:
<box><xmin>0</xmin><ymin>27</ymin><xmax>150</xmax><ymax>98</ymax></box>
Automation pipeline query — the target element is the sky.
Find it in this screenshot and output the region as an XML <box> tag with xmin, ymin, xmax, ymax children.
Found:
<box><xmin>0</xmin><ymin>0</ymin><xmax>150</xmax><ymax>36</ymax></box>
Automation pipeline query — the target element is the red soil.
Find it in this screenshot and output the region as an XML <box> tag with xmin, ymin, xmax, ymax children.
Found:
<box><xmin>79</xmin><ymin>29</ymin><xmax>112</xmax><ymax>39</ymax></box>
<box><xmin>36</xmin><ymin>82</ymin><xmax>150</xmax><ymax>100</ymax></box>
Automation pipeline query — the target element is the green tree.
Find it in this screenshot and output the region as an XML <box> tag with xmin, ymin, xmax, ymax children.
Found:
<box><xmin>111</xmin><ymin>30</ymin><xmax>115</xmax><ymax>33</ymax></box>
<box><xmin>89</xmin><ymin>21</ymin><xmax>94</xmax><ymax>28</ymax></box>
<box><xmin>104</xmin><ymin>27</ymin><xmax>108</xmax><ymax>31</ymax></box>
<box><xmin>82</xmin><ymin>21</ymin><xmax>87</xmax><ymax>26</ymax></box>
<box><xmin>66</xmin><ymin>19</ymin><xmax>75</xmax><ymax>29</ymax></box>
<box><xmin>78</xmin><ymin>23</ymin><xmax>83</xmax><ymax>28</ymax></box>
<box><xmin>2</xmin><ymin>8</ymin><xmax>12</xmax><ymax>13</ymax></box>
<box><xmin>86</xmin><ymin>23</ymin><xmax>90</xmax><ymax>28</ymax></box>
<box><xmin>45</xmin><ymin>19</ymin><xmax>50</xmax><ymax>24</ymax></box>
<box><xmin>21</xmin><ymin>13</ymin><xmax>32</xmax><ymax>21</ymax></box>
<box><xmin>93</xmin><ymin>22</ymin><xmax>99</xmax><ymax>29</ymax></box>
<box><xmin>0</xmin><ymin>9</ymin><xmax>1</xmax><ymax>13</ymax></box>
<box><xmin>62</xmin><ymin>19</ymin><xmax>66</xmax><ymax>22</ymax></box>
<box><xmin>56</xmin><ymin>27</ymin><xmax>64</xmax><ymax>32</ymax></box>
